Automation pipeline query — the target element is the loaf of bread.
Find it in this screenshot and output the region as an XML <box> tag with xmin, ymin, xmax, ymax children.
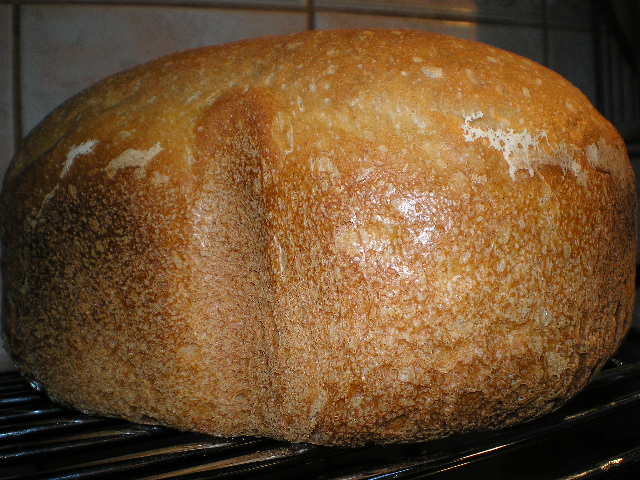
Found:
<box><xmin>1</xmin><ymin>29</ymin><xmax>636</xmax><ymax>446</ymax></box>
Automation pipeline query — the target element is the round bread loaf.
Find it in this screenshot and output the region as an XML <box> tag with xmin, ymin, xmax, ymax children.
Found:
<box><xmin>0</xmin><ymin>29</ymin><xmax>636</xmax><ymax>446</ymax></box>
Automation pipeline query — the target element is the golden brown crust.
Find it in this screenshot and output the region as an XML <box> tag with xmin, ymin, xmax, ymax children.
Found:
<box><xmin>1</xmin><ymin>29</ymin><xmax>636</xmax><ymax>445</ymax></box>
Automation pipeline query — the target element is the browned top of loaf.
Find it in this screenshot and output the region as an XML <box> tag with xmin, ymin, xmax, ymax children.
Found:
<box><xmin>1</xmin><ymin>29</ymin><xmax>636</xmax><ymax>446</ymax></box>
<box><xmin>4</xmin><ymin>30</ymin><xmax>631</xmax><ymax>186</ymax></box>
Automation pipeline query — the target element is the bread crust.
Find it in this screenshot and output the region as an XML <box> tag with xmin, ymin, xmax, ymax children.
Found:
<box><xmin>1</xmin><ymin>29</ymin><xmax>636</xmax><ymax>445</ymax></box>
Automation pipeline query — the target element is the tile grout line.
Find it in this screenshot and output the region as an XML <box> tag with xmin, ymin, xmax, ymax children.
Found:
<box><xmin>12</xmin><ymin>3</ymin><xmax>22</xmax><ymax>152</ymax></box>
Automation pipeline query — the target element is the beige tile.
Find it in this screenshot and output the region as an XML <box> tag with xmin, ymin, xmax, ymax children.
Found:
<box><xmin>317</xmin><ymin>11</ymin><xmax>478</xmax><ymax>37</ymax></box>
<box><xmin>547</xmin><ymin>29</ymin><xmax>595</xmax><ymax>103</ymax></box>
<box><xmin>0</xmin><ymin>4</ymin><xmax>15</xmax><ymax>372</ymax></box>
<box><xmin>316</xmin><ymin>12</ymin><xmax>544</xmax><ymax>63</ymax></box>
<box><xmin>21</xmin><ymin>5</ymin><xmax>307</xmax><ymax>134</ymax></box>
<box><xmin>546</xmin><ymin>0</ymin><xmax>591</xmax><ymax>29</ymax></box>
<box><xmin>316</xmin><ymin>0</ymin><xmax>543</xmax><ymax>25</ymax></box>
<box><xmin>475</xmin><ymin>23</ymin><xmax>543</xmax><ymax>64</ymax></box>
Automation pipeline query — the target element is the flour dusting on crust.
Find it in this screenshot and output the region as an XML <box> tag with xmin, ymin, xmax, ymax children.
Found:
<box><xmin>462</xmin><ymin>112</ymin><xmax>586</xmax><ymax>184</ymax></box>
<box><xmin>62</xmin><ymin>140</ymin><xmax>99</xmax><ymax>178</ymax></box>
<box><xmin>462</xmin><ymin>112</ymin><xmax>547</xmax><ymax>179</ymax></box>
<box><xmin>105</xmin><ymin>143</ymin><xmax>163</xmax><ymax>179</ymax></box>
<box><xmin>586</xmin><ymin>138</ymin><xmax>628</xmax><ymax>181</ymax></box>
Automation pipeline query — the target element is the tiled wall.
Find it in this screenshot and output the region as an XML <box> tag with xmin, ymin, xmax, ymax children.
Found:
<box><xmin>0</xmin><ymin>0</ymin><xmax>634</xmax><ymax>370</ymax></box>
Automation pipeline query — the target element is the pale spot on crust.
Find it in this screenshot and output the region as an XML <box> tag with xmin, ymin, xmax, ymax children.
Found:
<box><xmin>177</xmin><ymin>344</ymin><xmax>199</xmax><ymax>361</ymax></box>
<box><xmin>274</xmin><ymin>238</ymin><xmax>287</xmax><ymax>276</ymax></box>
<box><xmin>412</xmin><ymin>56</ymin><xmax>423</xmax><ymax>63</ymax></box>
<box><xmin>462</xmin><ymin>112</ymin><xmax>546</xmax><ymax>179</ymax></box>
<box><xmin>465</xmin><ymin>68</ymin><xmax>479</xmax><ymax>84</ymax></box>
<box><xmin>487</xmin><ymin>56</ymin><xmax>498</xmax><ymax>63</ymax></box>
<box><xmin>36</xmin><ymin>139</ymin><xmax>99</xmax><ymax>220</ymax></box>
<box><xmin>585</xmin><ymin>144</ymin><xmax>598</xmax><ymax>166</ymax></box>
<box><xmin>286</xmin><ymin>41</ymin><xmax>303</xmax><ymax>50</ymax></box>
<box><xmin>335</xmin><ymin>227</ymin><xmax>360</xmax><ymax>257</ymax></box>
<box><xmin>286</xmin><ymin>125</ymin><xmax>294</xmax><ymax>154</ymax></box>
<box><xmin>540</xmin><ymin>308</ymin><xmax>553</xmax><ymax>327</ymax></box>
<box><xmin>263</xmin><ymin>71</ymin><xmax>275</xmax><ymax>86</ymax></box>
<box><xmin>356</xmin><ymin>167</ymin><xmax>374</xmax><ymax>182</ymax></box>
<box><xmin>185</xmin><ymin>147</ymin><xmax>195</xmax><ymax>167</ymax></box>
<box><xmin>463</xmin><ymin>112</ymin><xmax>586</xmax><ymax>182</ymax></box>
<box><xmin>411</xmin><ymin>113</ymin><xmax>428</xmax><ymax>132</ymax></box>
<box><xmin>186</xmin><ymin>92</ymin><xmax>202</xmax><ymax>103</ymax></box>
<box><xmin>310</xmin><ymin>156</ymin><xmax>341</xmax><ymax>177</ymax></box>
<box><xmin>323</xmin><ymin>65</ymin><xmax>337</xmax><ymax>76</ymax></box>
<box><xmin>399</xmin><ymin>367</ymin><xmax>413</xmax><ymax>382</ymax></box>
<box><xmin>422</xmin><ymin>66</ymin><xmax>443</xmax><ymax>78</ymax></box>
<box><xmin>117</xmin><ymin>130</ymin><xmax>133</xmax><ymax>140</ymax></box>
<box><xmin>310</xmin><ymin>389</ymin><xmax>326</xmax><ymax>420</ymax></box>
<box><xmin>105</xmin><ymin>143</ymin><xmax>163</xmax><ymax>179</ymax></box>
<box><xmin>470</xmin><ymin>173</ymin><xmax>487</xmax><ymax>184</ymax></box>
<box><xmin>545</xmin><ymin>351</ymin><xmax>570</xmax><ymax>376</ymax></box>
<box><xmin>522</xmin><ymin>87</ymin><xmax>531</xmax><ymax>98</ymax></box>
<box><xmin>62</xmin><ymin>140</ymin><xmax>98</xmax><ymax>178</ymax></box>
<box><xmin>392</xmin><ymin>198</ymin><xmax>416</xmax><ymax>219</ymax></box>
<box><xmin>152</xmin><ymin>171</ymin><xmax>170</xmax><ymax>185</ymax></box>
<box><xmin>586</xmin><ymin>138</ymin><xmax>628</xmax><ymax>180</ymax></box>
<box><xmin>34</xmin><ymin>184</ymin><xmax>59</xmax><ymax>221</ymax></box>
